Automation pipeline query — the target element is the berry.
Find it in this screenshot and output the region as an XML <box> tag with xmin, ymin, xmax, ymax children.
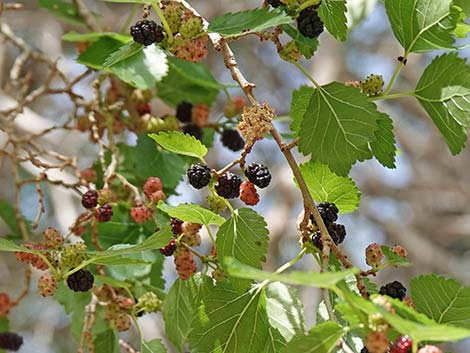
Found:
<box><xmin>114</xmin><ymin>312</ymin><xmax>131</xmax><ymax>332</ymax></box>
<box><xmin>390</xmin><ymin>336</ymin><xmax>412</xmax><ymax>353</ymax></box>
<box><xmin>38</xmin><ymin>273</ymin><xmax>57</xmax><ymax>297</ymax></box>
<box><xmin>183</xmin><ymin>124</ymin><xmax>203</xmax><ymax>140</ymax></box>
<box><xmin>317</xmin><ymin>202</ymin><xmax>339</xmax><ymax>224</ymax></box>
<box><xmin>240</xmin><ymin>181</ymin><xmax>260</xmax><ymax>206</ymax></box>
<box><xmin>224</xmin><ymin>96</ymin><xmax>246</xmax><ymax>118</ymax></box>
<box><xmin>130</xmin><ymin>205</ymin><xmax>152</xmax><ymax>223</ymax></box>
<box><xmin>238</xmin><ymin>103</ymin><xmax>274</xmax><ymax>144</ymax></box>
<box><xmin>221</xmin><ymin>129</ymin><xmax>245</xmax><ymax>151</ymax></box>
<box><xmin>182</xmin><ymin>222</ymin><xmax>202</xmax><ymax>236</ymax></box>
<box><xmin>212</xmin><ymin>267</ymin><xmax>226</xmax><ymax>282</ymax></box>
<box><xmin>365</xmin><ymin>331</ymin><xmax>389</xmax><ymax>353</ymax></box>
<box><xmin>361</xmin><ymin>348</ymin><xmax>370</xmax><ymax>353</ymax></box>
<box><xmin>392</xmin><ymin>244</ymin><xmax>408</xmax><ymax>258</ymax></box>
<box><xmin>0</xmin><ymin>332</ymin><xmax>23</xmax><ymax>351</ymax></box>
<box><xmin>182</xmin><ymin>229</ymin><xmax>202</xmax><ymax>248</ymax></box>
<box><xmin>135</xmin><ymin>101</ymin><xmax>151</xmax><ymax>115</ymax></box>
<box><xmin>170</xmin><ymin>218</ymin><xmax>184</xmax><ymax>235</ymax></box>
<box><xmin>361</xmin><ymin>74</ymin><xmax>385</xmax><ymax>96</ymax></box>
<box><xmin>171</xmin><ymin>35</ymin><xmax>209</xmax><ymax>63</ymax></box>
<box><xmin>97</xmin><ymin>188</ymin><xmax>113</xmax><ymax>205</ymax></box>
<box><xmin>143</xmin><ymin>177</ymin><xmax>163</xmax><ymax>198</ymax></box>
<box><xmin>215</xmin><ymin>172</ymin><xmax>242</xmax><ymax>199</ymax></box>
<box><xmin>0</xmin><ymin>293</ymin><xmax>11</xmax><ymax>317</ymax></box>
<box><xmin>245</xmin><ymin>163</ymin><xmax>271</xmax><ymax>188</ymax></box>
<box><xmin>80</xmin><ymin>168</ymin><xmax>97</xmax><ymax>183</ymax></box>
<box><xmin>176</xmin><ymin>101</ymin><xmax>193</xmax><ymax>123</ymax></box>
<box><xmin>163</xmin><ymin>2</ymin><xmax>183</xmax><ymax>34</ymax></box>
<box><xmin>59</xmin><ymin>243</ymin><xmax>87</xmax><ymax>269</ymax></box>
<box><xmin>207</xmin><ymin>194</ymin><xmax>227</xmax><ymax>213</ymax></box>
<box><xmin>379</xmin><ymin>281</ymin><xmax>407</xmax><ymax>300</ymax></box>
<box><xmin>418</xmin><ymin>346</ymin><xmax>443</xmax><ymax>353</ymax></box>
<box><xmin>365</xmin><ymin>243</ymin><xmax>384</xmax><ymax>268</ymax></box>
<box><xmin>174</xmin><ymin>248</ymin><xmax>197</xmax><ymax>280</ymax></box>
<box><xmin>160</xmin><ymin>239</ymin><xmax>177</xmax><ymax>256</ymax></box>
<box><xmin>14</xmin><ymin>243</ymin><xmax>49</xmax><ymax>270</ymax></box>
<box><xmin>310</xmin><ymin>231</ymin><xmax>323</xmax><ymax>250</ymax></box>
<box><xmin>130</xmin><ymin>20</ymin><xmax>164</xmax><ymax>46</ymax></box>
<box><xmin>95</xmin><ymin>204</ymin><xmax>113</xmax><ymax>222</ymax></box>
<box><xmin>137</xmin><ymin>292</ymin><xmax>162</xmax><ymax>313</ymax></box>
<box><xmin>192</xmin><ymin>103</ymin><xmax>209</xmax><ymax>127</ymax></box>
<box><xmin>279</xmin><ymin>40</ymin><xmax>302</xmax><ymax>63</ymax></box>
<box><xmin>267</xmin><ymin>0</ymin><xmax>283</xmax><ymax>7</ymax></box>
<box><xmin>67</xmin><ymin>269</ymin><xmax>94</xmax><ymax>292</ymax></box>
<box><xmin>43</xmin><ymin>227</ymin><xmax>64</xmax><ymax>249</ymax></box>
<box><xmin>81</xmin><ymin>190</ymin><xmax>98</xmax><ymax>209</ymax></box>
<box><xmin>297</xmin><ymin>7</ymin><xmax>324</xmax><ymax>38</ymax></box>
<box><xmin>179</xmin><ymin>16</ymin><xmax>204</xmax><ymax>40</ymax></box>
<box><xmin>328</xmin><ymin>223</ymin><xmax>346</xmax><ymax>244</ymax></box>
<box><xmin>187</xmin><ymin>163</ymin><xmax>211</xmax><ymax>189</ymax></box>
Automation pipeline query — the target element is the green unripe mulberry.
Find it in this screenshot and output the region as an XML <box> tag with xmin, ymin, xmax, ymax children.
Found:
<box><xmin>360</xmin><ymin>74</ymin><xmax>385</xmax><ymax>96</ymax></box>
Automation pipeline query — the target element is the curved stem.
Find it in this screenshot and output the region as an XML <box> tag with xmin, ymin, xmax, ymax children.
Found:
<box><xmin>151</xmin><ymin>0</ymin><xmax>174</xmax><ymax>43</ymax></box>
<box><xmin>369</xmin><ymin>91</ymin><xmax>414</xmax><ymax>101</ymax></box>
<box><xmin>274</xmin><ymin>247</ymin><xmax>307</xmax><ymax>274</ymax></box>
<box><xmin>294</xmin><ymin>62</ymin><xmax>321</xmax><ymax>88</ymax></box>
<box><xmin>298</xmin><ymin>0</ymin><xmax>321</xmax><ymax>12</ymax></box>
<box><xmin>383</xmin><ymin>57</ymin><xmax>406</xmax><ymax>95</ymax></box>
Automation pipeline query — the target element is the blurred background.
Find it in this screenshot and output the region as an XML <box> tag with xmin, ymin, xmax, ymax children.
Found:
<box><xmin>1</xmin><ymin>0</ymin><xmax>470</xmax><ymax>352</ymax></box>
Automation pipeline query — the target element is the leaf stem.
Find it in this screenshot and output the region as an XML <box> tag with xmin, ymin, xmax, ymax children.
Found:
<box><xmin>274</xmin><ymin>247</ymin><xmax>307</xmax><ymax>274</ymax></box>
<box><xmin>120</xmin><ymin>3</ymin><xmax>139</xmax><ymax>34</ymax></box>
<box><xmin>298</xmin><ymin>0</ymin><xmax>321</xmax><ymax>12</ymax></box>
<box><xmin>383</xmin><ymin>57</ymin><xmax>406</xmax><ymax>95</ymax></box>
<box><xmin>369</xmin><ymin>91</ymin><xmax>414</xmax><ymax>101</ymax></box>
<box><xmin>151</xmin><ymin>0</ymin><xmax>174</xmax><ymax>43</ymax></box>
<box><xmin>293</xmin><ymin>62</ymin><xmax>321</xmax><ymax>88</ymax></box>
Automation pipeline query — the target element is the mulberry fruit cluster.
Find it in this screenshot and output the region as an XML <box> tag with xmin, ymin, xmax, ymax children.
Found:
<box><xmin>143</xmin><ymin>176</ymin><xmax>166</xmax><ymax>204</ymax></box>
<box><xmin>187</xmin><ymin>163</ymin><xmax>212</xmax><ymax>189</ymax></box>
<box><xmin>309</xmin><ymin>202</ymin><xmax>347</xmax><ymax>249</ymax></box>
<box><xmin>175</xmin><ymin>101</ymin><xmax>210</xmax><ymax>139</ymax></box>
<box><xmin>174</xmin><ymin>248</ymin><xmax>197</xmax><ymax>280</ymax></box>
<box><xmin>67</xmin><ymin>269</ymin><xmax>95</xmax><ymax>292</ymax></box>
<box><xmin>14</xmin><ymin>243</ymin><xmax>49</xmax><ymax>270</ymax></box>
<box><xmin>130</xmin><ymin>20</ymin><xmax>164</xmax><ymax>46</ymax></box>
<box><xmin>297</xmin><ymin>7</ymin><xmax>324</xmax><ymax>39</ymax></box>
<box><xmin>81</xmin><ymin>189</ymin><xmax>98</xmax><ymax>209</ymax></box>
<box><xmin>379</xmin><ymin>280</ymin><xmax>407</xmax><ymax>300</ymax></box>
<box><xmin>95</xmin><ymin>204</ymin><xmax>113</xmax><ymax>222</ymax></box>
<box><xmin>239</xmin><ymin>181</ymin><xmax>259</xmax><ymax>206</ymax></box>
<box><xmin>136</xmin><ymin>292</ymin><xmax>162</xmax><ymax>313</ymax></box>
<box><xmin>38</xmin><ymin>273</ymin><xmax>57</xmax><ymax>297</ymax></box>
<box><xmin>221</xmin><ymin>129</ymin><xmax>245</xmax><ymax>152</ymax></box>
<box><xmin>0</xmin><ymin>332</ymin><xmax>23</xmax><ymax>351</ymax></box>
<box><xmin>215</xmin><ymin>172</ymin><xmax>242</xmax><ymax>199</ymax></box>
<box><xmin>238</xmin><ymin>103</ymin><xmax>274</xmax><ymax>145</ymax></box>
<box><xmin>43</xmin><ymin>227</ymin><xmax>64</xmax><ymax>249</ymax></box>
<box><xmin>160</xmin><ymin>239</ymin><xmax>178</xmax><ymax>257</ymax></box>
<box><xmin>245</xmin><ymin>163</ymin><xmax>271</xmax><ymax>188</ymax></box>
<box><xmin>361</xmin><ymin>74</ymin><xmax>385</xmax><ymax>96</ymax></box>
<box><xmin>130</xmin><ymin>205</ymin><xmax>153</xmax><ymax>224</ymax></box>
<box><xmin>365</xmin><ymin>243</ymin><xmax>384</xmax><ymax>268</ymax></box>
<box><xmin>389</xmin><ymin>336</ymin><xmax>412</xmax><ymax>353</ymax></box>
<box><xmin>59</xmin><ymin>242</ymin><xmax>87</xmax><ymax>269</ymax></box>
<box><xmin>365</xmin><ymin>332</ymin><xmax>389</xmax><ymax>353</ymax></box>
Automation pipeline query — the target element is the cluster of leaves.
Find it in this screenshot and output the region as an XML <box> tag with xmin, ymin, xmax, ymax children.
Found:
<box><xmin>1</xmin><ymin>0</ymin><xmax>469</xmax><ymax>353</ymax></box>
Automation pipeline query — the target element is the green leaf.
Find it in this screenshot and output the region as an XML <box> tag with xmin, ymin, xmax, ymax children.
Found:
<box><xmin>266</xmin><ymin>282</ymin><xmax>305</xmax><ymax>343</ymax></box>
<box><xmin>384</xmin><ymin>0</ymin><xmax>458</xmax><ymax>53</ymax></box>
<box><xmin>94</xmin><ymin>275</ymin><xmax>132</xmax><ymax>289</ymax></box>
<box><xmin>208</xmin><ymin>8</ymin><xmax>292</xmax><ymax>37</ymax></box>
<box><xmin>281</xmin><ymin>321</ymin><xmax>344</xmax><ymax>353</ymax></box>
<box><xmin>156</xmin><ymin>57</ymin><xmax>225</xmax><ymax>107</ymax></box>
<box><xmin>104</xmin><ymin>41</ymin><xmax>144</xmax><ymax>67</ymax></box>
<box><xmin>142</xmin><ymin>339</ymin><xmax>167</xmax><ymax>353</ymax></box>
<box><xmin>0</xmin><ymin>238</ymin><xmax>30</xmax><ymax>252</ymax></box>
<box><xmin>158</xmin><ymin>202</ymin><xmax>225</xmax><ymax>226</ymax></box>
<box><xmin>299</xmin><ymin>160</ymin><xmax>361</xmax><ymax>213</ymax></box>
<box><xmin>297</xmin><ymin>82</ymin><xmax>380</xmax><ymax>175</ymax></box>
<box><xmin>55</xmin><ymin>283</ymin><xmax>92</xmax><ymax>338</ymax></box>
<box><xmin>77</xmin><ymin>37</ymin><xmax>127</xmax><ymax>70</ymax></box>
<box><xmin>290</xmin><ymin>86</ymin><xmax>314</xmax><ymax>135</ymax></box>
<box><xmin>281</xmin><ymin>24</ymin><xmax>319</xmax><ymax>60</ymax></box>
<box><xmin>318</xmin><ymin>0</ymin><xmax>348</xmax><ymax>41</ymax></box>
<box><xmin>38</xmin><ymin>0</ymin><xmax>86</xmax><ymax>26</ymax></box>
<box><xmin>224</xmin><ymin>257</ymin><xmax>359</xmax><ymax>290</ymax></box>
<box><xmin>216</xmin><ymin>209</ymin><xmax>269</xmax><ymax>289</ymax></box>
<box><xmin>189</xmin><ymin>283</ymin><xmax>271</xmax><ymax>353</ymax></box>
<box><xmin>0</xmin><ymin>199</ymin><xmax>31</xmax><ymax>239</ymax></box>
<box><xmin>370</xmin><ymin>113</ymin><xmax>397</xmax><ymax>168</ymax></box>
<box><xmin>62</xmin><ymin>31</ymin><xmax>131</xmax><ymax>43</ymax></box>
<box><xmin>163</xmin><ymin>274</ymin><xmax>213</xmax><ymax>351</ymax></box>
<box><xmin>382</xmin><ymin>246</ymin><xmax>412</xmax><ymax>268</ymax></box>
<box><xmin>414</xmin><ymin>53</ymin><xmax>470</xmax><ymax>154</ymax></box>
<box><xmin>93</xmin><ymin>330</ymin><xmax>119</xmax><ymax>353</ymax></box>
<box><xmin>411</xmin><ymin>274</ymin><xmax>470</xmax><ymax>328</ymax></box>
<box><xmin>149</xmin><ymin>131</ymin><xmax>208</xmax><ymax>160</ymax></box>
<box><xmin>91</xmin><ymin>255</ymin><xmax>152</xmax><ymax>266</ymax></box>
<box><xmin>455</xmin><ymin>0</ymin><xmax>470</xmax><ymax>17</ymax></box>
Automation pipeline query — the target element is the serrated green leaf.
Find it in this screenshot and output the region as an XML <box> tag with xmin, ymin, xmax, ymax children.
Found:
<box><xmin>38</xmin><ymin>0</ymin><xmax>86</xmax><ymax>26</ymax></box>
<box><xmin>266</xmin><ymin>282</ymin><xmax>305</xmax><ymax>343</ymax></box>
<box><xmin>142</xmin><ymin>339</ymin><xmax>167</xmax><ymax>353</ymax></box>
<box><xmin>382</xmin><ymin>246</ymin><xmax>411</xmax><ymax>267</ymax></box>
<box><xmin>158</xmin><ymin>202</ymin><xmax>225</xmax><ymax>226</ymax></box>
<box><xmin>224</xmin><ymin>257</ymin><xmax>359</xmax><ymax>290</ymax></box>
<box><xmin>104</xmin><ymin>41</ymin><xmax>144</xmax><ymax>67</ymax></box>
<box><xmin>156</xmin><ymin>57</ymin><xmax>225</xmax><ymax>107</ymax></box>
<box><xmin>0</xmin><ymin>199</ymin><xmax>32</xmax><ymax>239</ymax></box>
<box><xmin>411</xmin><ymin>274</ymin><xmax>470</xmax><ymax>328</ymax></box>
<box><xmin>299</xmin><ymin>160</ymin><xmax>360</xmax><ymax>213</ymax></box>
<box><xmin>62</xmin><ymin>31</ymin><xmax>131</xmax><ymax>43</ymax></box>
<box><xmin>290</xmin><ymin>86</ymin><xmax>314</xmax><ymax>135</ymax></box>
<box><xmin>77</xmin><ymin>37</ymin><xmax>128</xmax><ymax>70</ymax></box>
<box><xmin>281</xmin><ymin>24</ymin><xmax>319</xmax><ymax>59</ymax></box>
<box><xmin>93</xmin><ymin>330</ymin><xmax>119</xmax><ymax>353</ymax></box>
<box><xmin>370</xmin><ymin>113</ymin><xmax>397</xmax><ymax>168</ymax></box>
<box><xmin>208</xmin><ymin>8</ymin><xmax>292</xmax><ymax>37</ymax></box>
<box><xmin>216</xmin><ymin>208</ymin><xmax>269</xmax><ymax>289</ymax></box>
<box><xmin>455</xmin><ymin>0</ymin><xmax>470</xmax><ymax>17</ymax></box>
<box><xmin>91</xmin><ymin>255</ymin><xmax>152</xmax><ymax>266</ymax></box>
<box><xmin>54</xmin><ymin>283</ymin><xmax>91</xmax><ymax>338</ymax></box>
<box><xmin>414</xmin><ymin>53</ymin><xmax>470</xmax><ymax>154</ymax></box>
<box><xmin>163</xmin><ymin>274</ymin><xmax>213</xmax><ymax>351</ymax></box>
<box><xmin>0</xmin><ymin>238</ymin><xmax>31</xmax><ymax>252</ymax></box>
<box><xmin>149</xmin><ymin>131</ymin><xmax>208</xmax><ymax>160</ymax></box>
<box><xmin>281</xmin><ymin>321</ymin><xmax>343</xmax><ymax>353</ymax></box>
<box><xmin>318</xmin><ymin>0</ymin><xmax>348</xmax><ymax>41</ymax></box>
<box><xmin>384</xmin><ymin>0</ymin><xmax>458</xmax><ymax>53</ymax></box>
<box><xmin>297</xmin><ymin>82</ymin><xmax>380</xmax><ymax>175</ymax></box>
<box><xmin>189</xmin><ymin>283</ymin><xmax>271</xmax><ymax>353</ymax></box>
